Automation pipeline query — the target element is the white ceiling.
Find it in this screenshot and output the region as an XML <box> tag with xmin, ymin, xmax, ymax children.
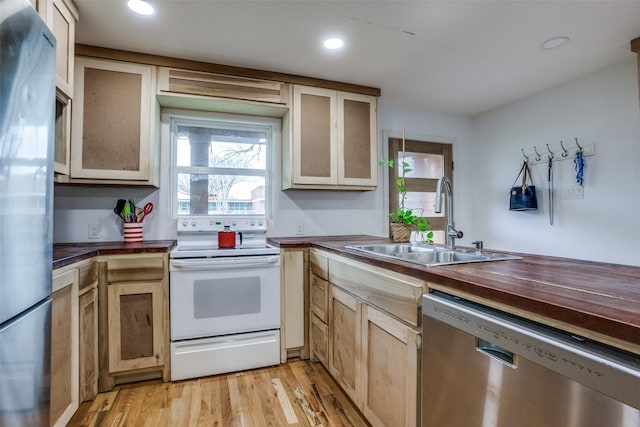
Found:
<box><xmin>74</xmin><ymin>1</ymin><xmax>640</xmax><ymax>116</ymax></box>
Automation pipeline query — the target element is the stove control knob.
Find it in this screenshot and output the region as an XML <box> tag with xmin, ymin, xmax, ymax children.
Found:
<box><xmin>258</xmin><ymin>220</ymin><xmax>263</xmax><ymax>226</ymax></box>
<box><xmin>181</xmin><ymin>220</ymin><xmax>189</xmax><ymax>227</ymax></box>
<box><xmin>250</xmin><ymin>221</ymin><xmax>255</xmax><ymax>226</ymax></box>
<box><xmin>191</xmin><ymin>221</ymin><xmax>197</xmax><ymax>227</ymax></box>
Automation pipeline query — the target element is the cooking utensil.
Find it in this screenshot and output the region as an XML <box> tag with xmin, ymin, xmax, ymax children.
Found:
<box><xmin>137</xmin><ymin>203</ymin><xmax>153</xmax><ymax>222</ymax></box>
<box><xmin>218</xmin><ymin>225</ymin><xmax>243</xmax><ymax>249</ymax></box>
<box><xmin>122</xmin><ymin>200</ymin><xmax>132</xmax><ymax>222</ymax></box>
<box><xmin>114</xmin><ymin>199</ymin><xmax>128</xmax><ymax>220</ymax></box>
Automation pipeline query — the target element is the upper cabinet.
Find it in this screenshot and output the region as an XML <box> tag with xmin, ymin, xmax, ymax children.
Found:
<box><xmin>69</xmin><ymin>57</ymin><xmax>159</xmax><ymax>186</ymax></box>
<box><xmin>283</xmin><ymin>85</ymin><xmax>378</xmax><ymax>190</ymax></box>
<box><xmin>157</xmin><ymin>67</ymin><xmax>288</xmax><ymax>104</ymax></box>
<box><xmin>51</xmin><ymin>0</ymin><xmax>77</xmax><ymax>97</ymax></box>
<box><xmin>31</xmin><ymin>0</ymin><xmax>78</xmax><ymax>175</ymax></box>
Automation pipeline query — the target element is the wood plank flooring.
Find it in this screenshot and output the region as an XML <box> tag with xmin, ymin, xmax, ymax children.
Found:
<box><xmin>68</xmin><ymin>360</ymin><xmax>369</xmax><ymax>427</ymax></box>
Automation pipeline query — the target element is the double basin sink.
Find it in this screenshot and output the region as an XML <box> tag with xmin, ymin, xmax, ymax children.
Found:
<box><xmin>345</xmin><ymin>243</ymin><xmax>521</xmax><ymax>267</ymax></box>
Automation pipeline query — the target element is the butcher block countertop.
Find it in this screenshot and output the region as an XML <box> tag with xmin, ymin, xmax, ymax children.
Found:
<box><xmin>268</xmin><ymin>235</ymin><xmax>640</xmax><ymax>355</ymax></box>
<box><xmin>53</xmin><ymin>240</ymin><xmax>176</xmax><ymax>270</ymax></box>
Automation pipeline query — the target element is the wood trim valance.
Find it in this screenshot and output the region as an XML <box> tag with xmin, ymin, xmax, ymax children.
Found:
<box><xmin>75</xmin><ymin>44</ymin><xmax>381</xmax><ymax>97</ymax></box>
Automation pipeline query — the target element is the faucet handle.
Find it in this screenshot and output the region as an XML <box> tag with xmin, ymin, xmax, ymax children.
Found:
<box><xmin>471</xmin><ymin>240</ymin><xmax>483</xmax><ymax>254</ymax></box>
<box><xmin>448</xmin><ymin>228</ymin><xmax>463</xmax><ymax>239</ymax></box>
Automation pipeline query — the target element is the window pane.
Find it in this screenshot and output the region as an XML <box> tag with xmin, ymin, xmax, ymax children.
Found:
<box><xmin>399</xmin><ymin>152</ymin><xmax>443</xmax><ymax>179</ymax></box>
<box><xmin>401</xmin><ymin>192</ymin><xmax>445</xmax><ymax>217</ymax></box>
<box><xmin>431</xmin><ymin>230</ymin><xmax>445</xmax><ymax>245</ymax></box>
<box><xmin>176</xmin><ymin>125</ymin><xmax>267</xmax><ymax>169</ymax></box>
<box><xmin>177</xmin><ymin>173</ymin><xmax>265</xmax><ymax>216</ymax></box>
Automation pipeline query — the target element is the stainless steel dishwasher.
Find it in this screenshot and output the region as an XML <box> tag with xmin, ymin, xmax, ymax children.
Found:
<box><xmin>422</xmin><ymin>291</ymin><xmax>640</xmax><ymax>427</ymax></box>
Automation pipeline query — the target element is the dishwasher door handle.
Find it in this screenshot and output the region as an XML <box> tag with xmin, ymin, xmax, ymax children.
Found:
<box><xmin>477</xmin><ymin>338</ymin><xmax>517</xmax><ymax>367</ymax></box>
<box><xmin>171</xmin><ymin>255</ymin><xmax>280</xmax><ymax>270</ymax></box>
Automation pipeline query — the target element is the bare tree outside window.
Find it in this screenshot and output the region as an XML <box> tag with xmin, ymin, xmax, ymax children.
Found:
<box><xmin>174</xmin><ymin>120</ymin><xmax>268</xmax><ymax>216</ymax></box>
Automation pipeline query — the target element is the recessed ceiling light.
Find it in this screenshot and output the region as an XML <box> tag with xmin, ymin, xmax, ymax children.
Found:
<box><xmin>323</xmin><ymin>38</ymin><xmax>344</xmax><ymax>50</ymax></box>
<box><xmin>128</xmin><ymin>0</ymin><xmax>154</xmax><ymax>15</ymax></box>
<box><xmin>540</xmin><ymin>36</ymin><xmax>570</xmax><ymax>50</ymax></box>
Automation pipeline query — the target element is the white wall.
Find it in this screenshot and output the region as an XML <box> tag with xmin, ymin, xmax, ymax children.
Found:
<box><xmin>54</xmin><ymin>103</ymin><xmax>471</xmax><ymax>242</ymax></box>
<box><xmin>471</xmin><ymin>59</ymin><xmax>640</xmax><ymax>266</ymax></box>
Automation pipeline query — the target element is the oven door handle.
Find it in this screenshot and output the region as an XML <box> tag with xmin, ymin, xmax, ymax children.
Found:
<box><xmin>170</xmin><ymin>255</ymin><xmax>280</xmax><ymax>270</ymax></box>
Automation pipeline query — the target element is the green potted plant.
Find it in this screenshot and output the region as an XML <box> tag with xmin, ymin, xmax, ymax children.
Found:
<box><xmin>380</xmin><ymin>130</ymin><xmax>433</xmax><ymax>243</ymax></box>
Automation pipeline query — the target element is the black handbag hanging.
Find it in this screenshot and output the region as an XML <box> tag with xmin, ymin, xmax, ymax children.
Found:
<box><xmin>509</xmin><ymin>161</ymin><xmax>538</xmax><ymax>211</ymax></box>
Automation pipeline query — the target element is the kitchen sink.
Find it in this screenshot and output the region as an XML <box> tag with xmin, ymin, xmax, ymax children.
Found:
<box><xmin>345</xmin><ymin>244</ymin><xmax>522</xmax><ymax>266</ymax></box>
<box><xmin>346</xmin><ymin>243</ymin><xmax>438</xmax><ymax>256</ymax></box>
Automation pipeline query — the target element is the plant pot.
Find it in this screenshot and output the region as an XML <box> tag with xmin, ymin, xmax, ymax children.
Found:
<box><xmin>389</xmin><ymin>222</ymin><xmax>414</xmax><ymax>243</ymax></box>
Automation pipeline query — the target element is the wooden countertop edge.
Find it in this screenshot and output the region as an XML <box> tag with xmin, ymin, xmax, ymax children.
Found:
<box><xmin>53</xmin><ymin>240</ymin><xmax>176</xmax><ymax>270</ymax></box>
<box><xmin>267</xmin><ymin>236</ymin><xmax>640</xmax><ymax>353</ymax></box>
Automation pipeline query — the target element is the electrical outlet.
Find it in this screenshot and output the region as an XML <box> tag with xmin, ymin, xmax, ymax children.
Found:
<box><xmin>561</xmin><ymin>186</ymin><xmax>584</xmax><ymax>200</ymax></box>
<box><xmin>295</xmin><ymin>222</ymin><xmax>304</xmax><ymax>235</ymax></box>
<box><xmin>88</xmin><ymin>223</ymin><xmax>100</xmax><ymax>239</ymax></box>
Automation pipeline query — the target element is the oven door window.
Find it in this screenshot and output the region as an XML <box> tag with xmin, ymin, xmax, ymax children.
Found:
<box><xmin>194</xmin><ymin>277</ymin><xmax>260</xmax><ymax>318</ymax></box>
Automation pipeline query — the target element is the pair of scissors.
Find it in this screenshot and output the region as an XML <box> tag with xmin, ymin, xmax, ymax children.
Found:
<box><xmin>136</xmin><ymin>203</ymin><xmax>153</xmax><ymax>222</ymax></box>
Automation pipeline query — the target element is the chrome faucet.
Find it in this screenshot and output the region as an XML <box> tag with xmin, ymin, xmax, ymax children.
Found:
<box><xmin>434</xmin><ymin>176</ymin><xmax>463</xmax><ymax>250</ymax></box>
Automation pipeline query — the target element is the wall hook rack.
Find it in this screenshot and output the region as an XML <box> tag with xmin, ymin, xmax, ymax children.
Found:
<box><xmin>521</xmin><ymin>139</ymin><xmax>595</xmax><ymax>165</ymax></box>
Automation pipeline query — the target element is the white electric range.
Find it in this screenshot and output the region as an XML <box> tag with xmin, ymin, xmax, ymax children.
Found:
<box><xmin>169</xmin><ymin>217</ymin><xmax>281</xmax><ymax>381</ymax></box>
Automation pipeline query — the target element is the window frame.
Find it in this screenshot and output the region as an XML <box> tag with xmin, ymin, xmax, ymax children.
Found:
<box><xmin>168</xmin><ymin>110</ymin><xmax>280</xmax><ymax>219</ymax></box>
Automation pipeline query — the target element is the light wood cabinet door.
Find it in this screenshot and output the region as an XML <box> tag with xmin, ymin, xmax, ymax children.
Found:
<box><xmin>51</xmin><ymin>269</ymin><xmax>79</xmax><ymax>427</ymax></box>
<box><xmin>309</xmin><ymin>249</ymin><xmax>329</xmax><ymax>280</ymax></box>
<box><xmin>99</xmin><ymin>254</ymin><xmax>169</xmax><ymax>392</ymax></box>
<box><xmin>78</xmin><ymin>287</ymin><xmax>98</xmax><ymax>402</ymax></box>
<box><xmin>157</xmin><ymin>67</ymin><xmax>288</xmax><ymax>104</ymax></box>
<box><xmin>337</xmin><ymin>92</ymin><xmax>377</xmax><ymax>186</ymax></box>
<box><xmin>107</xmin><ymin>281</ymin><xmax>164</xmax><ymax>373</ymax></box>
<box><xmin>328</xmin><ymin>285</ymin><xmax>362</xmax><ymax>405</ymax></box>
<box><xmin>54</xmin><ymin>93</ymin><xmax>71</xmax><ymax>175</ymax></box>
<box><xmin>36</xmin><ymin>0</ymin><xmax>77</xmax><ymax>177</ymax></box>
<box><xmin>51</xmin><ymin>0</ymin><xmax>77</xmax><ymax>98</ymax></box>
<box><xmin>361</xmin><ymin>305</ymin><xmax>420</xmax><ymax>427</ymax></box>
<box><xmin>309</xmin><ymin>272</ymin><xmax>329</xmax><ymax>366</ymax></box>
<box><xmin>71</xmin><ymin>57</ymin><xmax>157</xmax><ymax>183</ymax></box>
<box><xmin>310</xmin><ymin>313</ymin><xmax>328</xmax><ymax>366</ymax></box>
<box><xmin>310</xmin><ymin>274</ymin><xmax>328</xmax><ymax>323</ymax></box>
<box><xmin>292</xmin><ymin>85</ymin><xmax>337</xmax><ymax>185</ymax></box>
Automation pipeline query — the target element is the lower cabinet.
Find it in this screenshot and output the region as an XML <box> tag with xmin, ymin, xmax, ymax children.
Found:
<box><xmin>78</xmin><ymin>286</ymin><xmax>98</xmax><ymax>402</ymax></box>
<box><xmin>361</xmin><ymin>304</ymin><xmax>420</xmax><ymax>427</ymax></box>
<box><xmin>327</xmin><ymin>283</ymin><xmax>421</xmax><ymax>427</ymax></box>
<box><xmin>98</xmin><ymin>253</ymin><xmax>169</xmax><ymax>391</ymax></box>
<box><xmin>51</xmin><ymin>269</ymin><xmax>79</xmax><ymax>427</ymax></box>
<box><xmin>107</xmin><ymin>281</ymin><xmax>164</xmax><ymax>372</ymax></box>
<box><xmin>328</xmin><ymin>285</ymin><xmax>361</xmax><ymax>404</ymax></box>
<box><xmin>280</xmin><ymin>248</ymin><xmax>308</xmax><ymax>361</ymax></box>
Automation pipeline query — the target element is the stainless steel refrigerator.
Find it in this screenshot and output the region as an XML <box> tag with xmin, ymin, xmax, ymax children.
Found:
<box><xmin>0</xmin><ymin>0</ymin><xmax>55</xmax><ymax>425</ymax></box>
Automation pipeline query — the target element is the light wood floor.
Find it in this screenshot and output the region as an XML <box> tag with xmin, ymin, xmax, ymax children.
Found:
<box><xmin>68</xmin><ymin>360</ymin><xmax>369</xmax><ymax>427</ymax></box>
